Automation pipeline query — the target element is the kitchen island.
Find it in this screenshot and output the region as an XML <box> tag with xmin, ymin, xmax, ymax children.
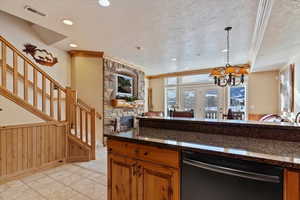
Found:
<box><xmin>105</xmin><ymin>117</ymin><xmax>300</xmax><ymax>200</ymax></box>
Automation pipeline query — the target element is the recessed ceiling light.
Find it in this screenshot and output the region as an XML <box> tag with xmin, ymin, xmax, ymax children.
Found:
<box><xmin>62</xmin><ymin>19</ymin><xmax>73</xmax><ymax>26</ymax></box>
<box><xmin>172</xmin><ymin>58</ymin><xmax>177</xmax><ymax>61</ymax></box>
<box><xmin>222</xmin><ymin>49</ymin><xmax>228</xmax><ymax>53</ymax></box>
<box><xmin>98</xmin><ymin>0</ymin><xmax>110</xmax><ymax>7</ymax></box>
<box><xmin>70</xmin><ymin>43</ymin><xmax>78</xmax><ymax>48</ymax></box>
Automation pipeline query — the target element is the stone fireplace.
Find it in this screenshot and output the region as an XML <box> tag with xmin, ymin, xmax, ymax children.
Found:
<box><xmin>103</xmin><ymin>58</ymin><xmax>145</xmax><ymax>134</ymax></box>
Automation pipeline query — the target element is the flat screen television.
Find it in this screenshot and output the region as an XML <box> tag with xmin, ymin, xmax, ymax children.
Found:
<box><xmin>116</xmin><ymin>74</ymin><xmax>133</xmax><ymax>97</ymax></box>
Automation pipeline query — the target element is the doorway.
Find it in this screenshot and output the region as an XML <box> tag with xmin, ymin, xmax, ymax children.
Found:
<box><xmin>179</xmin><ymin>85</ymin><xmax>225</xmax><ymax>119</ymax></box>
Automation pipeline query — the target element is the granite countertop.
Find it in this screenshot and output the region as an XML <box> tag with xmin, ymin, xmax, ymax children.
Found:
<box><xmin>137</xmin><ymin>116</ymin><xmax>300</xmax><ymax>130</ymax></box>
<box><xmin>105</xmin><ymin>129</ymin><xmax>300</xmax><ymax>170</ymax></box>
<box><xmin>137</xmin><ymin>117</ymin><xmax>300</xmax><ymax>142</ymax></box>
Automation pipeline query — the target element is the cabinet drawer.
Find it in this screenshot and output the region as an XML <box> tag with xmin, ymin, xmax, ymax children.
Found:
<box><xmin>136</xmin><ymin>143</ymin><xmax>179</xmax><ymax>168</ymax></box>
<box><xmin>107</xmin><ymin>139</ymin><xmax>139</xmax><ymax>158</ymax></box>
<box><xmin>108</xmin><ymin>139</ymin><xmax>179</xmax><ymax>168</ymax></box>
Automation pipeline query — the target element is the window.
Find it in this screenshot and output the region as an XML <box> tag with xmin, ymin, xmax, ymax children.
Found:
<box><xmin>182</xmin><ymin>90</ymin><xmax>196</xmax><ymax>111</ymax></box>
<box><xmin>181</xmin><ymin>74</ymin><xmax>213</xmax><ymax>84</ymax></box>
<box><xmin>204</xmin><ymin>90</ymin><xmax>219</xmax><ymax>119</ymax></box>
<box><xmin>228</xmin><ymin>86</ymin><xmax>246</xmax><ymax>112</ymax></box>
<box><xmin>166</xmin><ymin>77</ymin><xmax>177</xmax><ymax>85</ymax></box>
<box><xmin>205</xmin><ymin>90</ymin><xmax>218</xmax><ymax>111</ymax></box>
<box><xmin>165</xmin><ymin>88</ymin><xmax>177</xmax><ymax>109</ymax></box>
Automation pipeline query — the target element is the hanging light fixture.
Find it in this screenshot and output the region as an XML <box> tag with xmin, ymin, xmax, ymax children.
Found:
<box><xmin>210</xmin><ymin>27</ymin><xmax>249</xmax><ymax>87</ymax></box>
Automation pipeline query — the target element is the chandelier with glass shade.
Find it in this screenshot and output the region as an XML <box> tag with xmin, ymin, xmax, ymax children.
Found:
<box><xmin>210</xmin><ymin>27</ymin><xmax>249</xmax><ymax>87</ymax></box>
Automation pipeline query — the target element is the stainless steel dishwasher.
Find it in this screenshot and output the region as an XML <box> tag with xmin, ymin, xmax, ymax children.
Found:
<box><xmin>181</xmin><ymin>151</ymin><xmax>283</xmax><ymax>200</ymax></box>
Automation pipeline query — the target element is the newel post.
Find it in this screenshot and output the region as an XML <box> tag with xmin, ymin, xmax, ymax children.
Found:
<box><xmin>65</xmin><ymin>87</ymin><xmax>77</xmax><ymax>128</ymax></box>
<box><xmin>90</xmin><ymin>108</ymin><xmax>96</xmax><ymax>160</ymax></box>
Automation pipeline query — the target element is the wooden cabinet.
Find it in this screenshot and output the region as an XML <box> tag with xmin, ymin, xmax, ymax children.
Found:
<box><xmin>107</xmin><ymin>139</ymin><xmax>180</xmax><ymax>200</ymax></box>
<box><xmin>284</xmin><ymin>169</ymin><xmax>300</xmax><ymax>200</ymax></box>
<box><xmin>138</xmin><ymin>160</ymin><xmax>179</xmax><ymax>200</ymax></box>
<box><xmin>108</xmin><ymin>153</ymin><xmax>138</xmax><ymax>200</ymax></box>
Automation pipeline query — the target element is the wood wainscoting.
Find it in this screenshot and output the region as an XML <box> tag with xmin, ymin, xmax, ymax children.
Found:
<box><xmin>0</xmin><ymin>121</ymin><xmax>68</xmax><ymax>183</ymax></box>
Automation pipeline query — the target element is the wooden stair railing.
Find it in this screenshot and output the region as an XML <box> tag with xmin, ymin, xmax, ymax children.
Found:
<box><xmin>0</xmin><ymin>35</ymin><xmax>97</xmax><ymax>161</ymax></box>
<box><xmin>0</xmin><ymin>35</ymin><xmax>66</xmax><ymax>121</ymax></box>
<box><xmin>66</xmin><ymin>88</ymin><xmax>96</xmax><ymax>160</ymax></box>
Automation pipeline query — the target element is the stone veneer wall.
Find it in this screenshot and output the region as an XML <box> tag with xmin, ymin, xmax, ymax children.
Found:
<box><xmin>103</xmin><ymin>58</ymin><xmax>145</xmax><ymax>134</ymax></box>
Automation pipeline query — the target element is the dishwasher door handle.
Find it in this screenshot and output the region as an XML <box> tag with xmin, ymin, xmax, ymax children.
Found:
<box><xmin>183</xmin><ymin>158</ymin><xmax>281</xmax><ymax>183</ymax></box>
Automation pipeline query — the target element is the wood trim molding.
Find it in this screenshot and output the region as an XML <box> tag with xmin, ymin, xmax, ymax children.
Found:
<box><xmin>146</xmin><ymin>64</ymin><xmax>251</xmax><ymax>79</ymax></box>
<box><xmin>68</xmin><ymin>50</ymin><xmax>104</xmax><ymax>58</ymax></box>
<box><xmin>0</xmin><ymin>86</ymin><xmax>54</xmax><ymax>121</ymax></box>
<box><xmin>0</xmin><ymin>121</ymin><xmax>68</xmax><ymax>129</ymax></box>
<box><xmin>249</xmin><ymin>0</ymin><xmax>274</xmax><ymax>72</ymax></box>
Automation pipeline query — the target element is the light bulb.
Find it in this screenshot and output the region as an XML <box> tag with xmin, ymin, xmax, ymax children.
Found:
<box><xmin>98</xmin><ymin>0</ymin><xmax>110</xmax><ymax>7</ymax></box>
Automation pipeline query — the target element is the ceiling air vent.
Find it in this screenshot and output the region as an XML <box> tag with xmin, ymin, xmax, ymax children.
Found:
<box><xmin>24</xmin><ymin>5</ymin><xmax>47</xmax><ymax>17</ymax></box>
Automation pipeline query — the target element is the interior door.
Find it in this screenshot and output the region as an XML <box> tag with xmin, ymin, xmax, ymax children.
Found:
<box><xmin>180</xmin><ymin>87</ymin><xmax>197</xmax><ymax>112</ymax></box>
<box><xmin>180</xmin><ymin>86</ymin><xmax>224</xmax><ymax>119</ymax></box>
<box><xmin>108</xmin><ymin>153</ymin><xmax>138</xmax><ymax>200</ymax></box>
<box><xmin>201</xmin><ymin>87</ymin><xmax>225</xmax><ymax>119</ymax></box>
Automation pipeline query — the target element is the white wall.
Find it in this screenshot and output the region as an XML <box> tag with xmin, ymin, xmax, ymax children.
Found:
<box><xmin>247</xmin><ymin>71</ymin><xmax>279</xmax><ymax>115</ymax></box>
<box><xmin>0</xmin><ymin>11</ymin><xmax>71</xmax><ymax>87</ymax></box>
<box><xmin>149</xmin><ymin>78</ymin><xmax>164</xmax><ymax>112</ymax></box>
<box><xmin>71</xmin><ymin>56</ymin><xmax>103</xmax><ymax>145</ymax></box>
<box><xmin>0</xmin><ymin>11</ymin><xmax>71</xmax><ymax>125</ymax></box>
<box><xmin>0</xmin><ymin>96</ymin><xmax>43</xmax><ymax>126</ymax></box>
<box><xmin>149</xmin><ymin>71</ymin><xmax>280</xmax><ymax>116</ymax></box>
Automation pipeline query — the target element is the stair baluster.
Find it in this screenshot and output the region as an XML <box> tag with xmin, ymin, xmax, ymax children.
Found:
<box><xmin>0</xmin><ymin>36</ymin><xmax>97</xmax><ymax>160</ymax></box>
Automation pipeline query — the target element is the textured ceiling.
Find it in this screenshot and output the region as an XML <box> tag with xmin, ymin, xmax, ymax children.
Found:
<box><xmin>255</xmin><ymin>0</ymin><xmax>300</xmax><ymax>71</ymax></box>
<box><xmin>0</xmin><ymin>0</ymin><xmax>260</xmax><ymax>75</ymax></box>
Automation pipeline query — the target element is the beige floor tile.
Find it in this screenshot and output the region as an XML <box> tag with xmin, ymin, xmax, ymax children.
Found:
<box><xmin>5</xmin><ymin>180</ymin><xmax>26</xmax><ymax>188</ymax></box>
<box><xmin>1</xmin><ymin>147</ymin><xmax>108</xmax><ymax>200</ymax></box>
<box><xmin>0</xmin><ymin>186</ymin><xmax>31</xmax><ymax>200</ymax></box>
<box><xmin>47</xmin><ymin>170</ymin><xmax>73</xmax><ymax>180</ymax></box>
<box><xmin>25</xmin><ymin>177</ymin><xmax>55</xmax><ymax>188</ymax></box>
<box><xmin>14</xmin><ymin>190</ymin><xmax>46</xmax><ymax>200</ymax></box>
<box><xmin>41</xmin><ymin>187</ymin><xmax>78</xmax><ymax>200</ymax></box>
<box><xmin>0</xmin><ymin>184</ymin><xmax>9</xmax><ymax>193</ymax></box>
<box><xmin>67</xmin><ymin>192</ymin><xmax>91</xmax><ymax>200</ymax></box>
<box><xmin>70</xmin><ymin>179</ymin><xmax>107</xmax><ymax>200</ymax></box>
<box><xmin>21</xmin><ymin>172</ymin><xmax>47</xmax><ymax>183</ymax></box>
<box><xmin>56</xmin><ymin>174</ymin><xmax>83</xmax><ymax>186</ymax></box>
<box><xmin>87</xmin><ymin>173</ymin><xmax>107</xmax><ymax>186</ymax></box>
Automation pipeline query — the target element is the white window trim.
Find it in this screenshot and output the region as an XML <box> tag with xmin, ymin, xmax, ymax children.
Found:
<box><xmin>227</xmin><ymin>83</ymin><xmax>248</xmax><ymax>120</ymax></box>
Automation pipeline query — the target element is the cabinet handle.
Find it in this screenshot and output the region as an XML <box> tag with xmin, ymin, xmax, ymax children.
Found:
<box><xmin>144</xmin><ymin>152</ymin><xmax>148</xmax><ymax>156</ymax></box>
<box><xmin>134</xmin><ymin>149</ymin><xmax>140</xmax><ymax>154</ymax></box>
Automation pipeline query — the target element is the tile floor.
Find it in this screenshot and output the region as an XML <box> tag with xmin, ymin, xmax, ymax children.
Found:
<box><xmin>0</xmin><ymin>147</ymin><xmax>107</xmax><ymax>200</ymax></box>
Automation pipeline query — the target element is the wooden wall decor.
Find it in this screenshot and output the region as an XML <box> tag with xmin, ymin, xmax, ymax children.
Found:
<box><xmin>23</xmin><ymin>44</ymin><xmax>58</xmax><ymax>67</ymax></box>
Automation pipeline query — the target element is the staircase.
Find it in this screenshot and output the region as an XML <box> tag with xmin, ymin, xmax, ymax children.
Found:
<box><xmin>0</xmin><ymin>35</ymin><xmax>97</xmax><ymax>166</ymax></box>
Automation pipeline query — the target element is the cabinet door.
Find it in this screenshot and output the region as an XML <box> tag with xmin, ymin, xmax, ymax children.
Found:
<box><xmin>137</xmin><ymin>161</ymin><xmax>179</xmax><ymax>200</ymax></box>
<box><xmin>108</xmin><ymin>153</ymin><xmax>138</xmax><ymax>200</ymax></box>
<box><xmin>284</xmin><ymin>169</ymin><xmax>300</xmax><ymax>200</ymax></box>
